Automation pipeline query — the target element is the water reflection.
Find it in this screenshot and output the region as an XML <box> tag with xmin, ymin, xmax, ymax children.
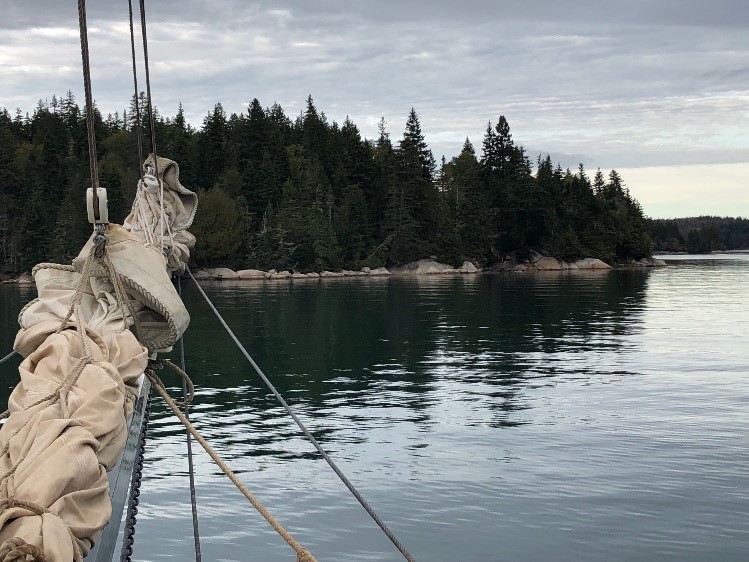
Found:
<box><xmin>1</xmin><ymin>272</ymin><xmax>652</xmax><ymax>453</ymax></box>
<box><xmin>5</xmin><ymin>263</ymin><xmax>747</xmax><ymax>562</ymax></box>
<box><xmin>146</xmin><ymin>271</ymin><xmax>652</xmax><ymax>453</ymax></box>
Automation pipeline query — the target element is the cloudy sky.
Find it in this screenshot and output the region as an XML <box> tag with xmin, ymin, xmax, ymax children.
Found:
<box><xmin>1</xmin><ymin>0</ymin><xmax>747</xmax><ymax>218</ymax></box>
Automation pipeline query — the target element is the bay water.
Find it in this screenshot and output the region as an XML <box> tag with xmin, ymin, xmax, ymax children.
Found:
<box><xmin>1</xmin><ymin>255</ymin><xmax>747</xmax><ymax>561</ymax></box>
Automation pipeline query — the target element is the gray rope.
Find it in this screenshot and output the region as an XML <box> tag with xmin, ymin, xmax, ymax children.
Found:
<box><xmin>186</xmin><ymin>266</ymin><xmax>416</xmax><ymax>562</ymax></box>
<box><xmin>138</xmin><ymin>0</ymin><xmax>159</xmax><ymax>176</ymax></box>
<box><xmin>76</xmin><ymin>0</ymin><xmax>101</xmax><ymax>215</ymax></box>
<box><xmin>177</xmin><ymin>276</ymin><xmax>202</xmax><ymax>562</ymax></box>
<box><xmin>127</xmin><ymin>0</ymin><xmax>145</xmax><ymax>179</ymax></box>
<box><xmin>0</xmin><ymin>351</ymin><xmax>18</xmax><ymax>367</ymax></box>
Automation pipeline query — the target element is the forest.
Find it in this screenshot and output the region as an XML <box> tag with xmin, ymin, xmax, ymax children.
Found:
<box><xmin>646</xmin><ymin>217</ymin><xmax>749</xmax><ymax>254</ymax></box>
<box><xmin>0</xmin><ymin>93</ymin><xmax>653</xmax><ymax>274</ymax></box>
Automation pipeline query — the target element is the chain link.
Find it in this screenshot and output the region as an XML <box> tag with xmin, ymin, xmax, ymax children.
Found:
<box><xmin>119</xmin><ymin>388</ymin><xmax>151</xmax><ymax>562</ymax></box>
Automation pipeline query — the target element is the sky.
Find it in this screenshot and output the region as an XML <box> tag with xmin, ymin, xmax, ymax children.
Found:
<box><xmin>1</xmin><ymin>0</ymin><xmax>747</xmax><ymax>218</ymax></box>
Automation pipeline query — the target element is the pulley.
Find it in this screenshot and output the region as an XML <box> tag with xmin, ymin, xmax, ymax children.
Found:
<box><xmin>87</xmin><ymin>187</ymin><xmax>109</xmax><ymax>224</ymax></box>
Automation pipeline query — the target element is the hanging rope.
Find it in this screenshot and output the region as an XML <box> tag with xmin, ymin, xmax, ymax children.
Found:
<box><xmin>177</xmin><ymin>277</ymin><xmax>202</xmax><ymax>562</ymax></box>
<box><xmin>127</xmin><ymin>0</ymin><xmax>145</xmax><ymax>181</ymax></box>
<box><xmin>138</xmin><ymin>0</ymin><xmax>159</xmax><ymax>175</ymax></box>
<box><xmin>146</xmin><ymin>367</ymin><xmax>317</xmax><ymax>562</ymax></box>
<box><xmin>185</xmin><ymin>266</ymin><xmax>417</xmax><ymax>562</ymax></box>
<box><xmin>76</xmin><ymin>0</ymin><xmax>100</xmax><ymax>215</ymax></box>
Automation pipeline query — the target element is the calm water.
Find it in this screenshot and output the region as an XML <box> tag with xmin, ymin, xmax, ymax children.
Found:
<box><xmin>1</xmin><ymin>255</ymin><xmax>748</xmax><ymax>561</ymax></box>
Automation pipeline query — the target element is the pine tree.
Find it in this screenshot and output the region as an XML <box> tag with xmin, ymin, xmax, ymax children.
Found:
<box><xmin>0</xmin><ymin>95</ymin><xmax>657</xmax><ymax>273</ymax></box>
<box><xmin>197</xmin><ymin>103</ymin><xmax>227</xmax><ymax>188</ymax></box>
<box><xmin>401</xmin><ymin>108</ymin><xmax>436</xmax><ymax>181</ymax></box>
<box><xmin>593</xmin><ymin>168</ymin><xmax>606</xmax><ymax>195</ymax></box>
<box><xmin>377</xmin><ymin>117</ymin><xmax>391</xmax><ymax>149</ymax></box>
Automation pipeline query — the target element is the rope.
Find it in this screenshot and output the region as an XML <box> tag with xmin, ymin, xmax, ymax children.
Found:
<box><xmin>119</xmin><ymin>386</ymin><xmax>151</xmax><ymax>562</ymax></box>
<box><xmin>76</xmin><ymin>0</ymin><xmax>100</xmax><ymax>216</ymax></box>
<box><xmin>132</xmin><ymin>0</ymin><xmax>177</xmax><ymax>259</ymax></box>
<box><xmin>0</xmin><ymin>352</ymin><xmax>17</xmax><ymax>367</ymax></box>
<box><xmin>0</xmin><ymin>537</ymin><xmax>46</xmax><ymax>562</ymax></box>
<box><xmin>0</xmin><ymin>232</ymin><xmax>143</xmax><ymax>559</ymax></box>
<box><xmin>127</xmin><ymin>0</ymin><xmax>145</xmax><ymax>181</ymax></box>
<box><xmin>0</xmin><ymin>499</ymin><xmax>83</xmax><ymax>562</ymax></box>
<box><xmin>145</xmin><ymin>370</ymin><xmax>317</xmax><ymax>562</ymax></box>
<box><xmin>138</xmin><ymin>0</ymin><xmax>159</xmax><ymax>177</ymax></box>
<box><xmin>186</xmin><ymin>266</ymin><xmax>417</xmax><ymax>562</ymax></box>
<box><xmin>160</xmin><ymin>360</ymin><xmax>194</xmax><ymax>408</ymax></box>
<box><xmin>177</xmin><ymin>277</ymin><xmax>202</xmax><ymax>562</ymax></box>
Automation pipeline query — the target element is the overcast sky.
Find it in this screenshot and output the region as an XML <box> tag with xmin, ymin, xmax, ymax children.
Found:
<box><xmin>1</xmin><ymin>0</ymin><xmax>747</xmax><ymax>218</ymax></box>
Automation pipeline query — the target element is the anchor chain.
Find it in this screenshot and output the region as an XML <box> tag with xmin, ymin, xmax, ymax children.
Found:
<box><xmin>119</xmin><ymin>387</ymin><xmax>152</xmax><ymax>562</ymax></box>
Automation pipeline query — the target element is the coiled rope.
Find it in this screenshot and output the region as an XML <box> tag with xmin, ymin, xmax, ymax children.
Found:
<box><xmin>185</xmin><ymin>265</ymin><xmax>417</xmax><ymax>562</ymax></box>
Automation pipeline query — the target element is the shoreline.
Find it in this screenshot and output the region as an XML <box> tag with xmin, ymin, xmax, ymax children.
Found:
<box><xmin>1</xmin><ymin>256</ymin><xmax>670</xmax><ymax>285</ymax></box>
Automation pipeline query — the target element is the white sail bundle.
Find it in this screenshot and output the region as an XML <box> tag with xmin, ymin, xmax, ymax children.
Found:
<box><xmin>124</xmin><ymin>155</ymin><xmax>197</xmax><ymax>275</ymax></box>
<box><xmin>0</xmin><ymin>157</ymin><xmax>196</xmax><ymax>561</ymax></box>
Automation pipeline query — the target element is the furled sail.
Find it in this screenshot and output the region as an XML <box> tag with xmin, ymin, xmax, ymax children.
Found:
<box><xmin>0</xmin><ymin>157</ymin><xmax>196</xmax><ymax>561</ymax></box>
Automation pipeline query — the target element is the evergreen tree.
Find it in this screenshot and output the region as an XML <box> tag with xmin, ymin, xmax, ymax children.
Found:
<box><xmin>0</xmin><ymin>95</ymin><xmax>657</xmax><ymax>273</ymax></box>
<box><xmin>198</xmin><ymin>103</ymin><xmax>227</xmax><ymax>188</ymax></box>
<box><xmin>593</xmin><ymin>168</ymin><xmax>606</xmax><ymax>195</ymax></box>
<box><xmin>190</xmin><ymin>186</ymin><xmax>241</xmax><ymax>266</ymax></box>
<box><xmin>462</xmin><ymin>137</ymin><xmax>474</xmax><ymax>155</ymax></box>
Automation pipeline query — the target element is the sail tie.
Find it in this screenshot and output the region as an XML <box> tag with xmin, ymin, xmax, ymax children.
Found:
<box><xmin>0</xmin><ymin>499</ymin><xmax>84</xmax><ymax>562</ymax></box>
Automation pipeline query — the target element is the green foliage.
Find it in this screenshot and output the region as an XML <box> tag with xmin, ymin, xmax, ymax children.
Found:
<box><xmin>190</xmin><ymin>187</ymin><xmax>241</xmax><ymax>266</ymax></box>
<box><xmin>648</xmin><ymin>216</ymin><xmax>749</xmax><ymax>253</ymax></box>
<box><xmin>0</xmin><ymin>96</ymin><xmax>658</xmax><ymax>274</ymax></box>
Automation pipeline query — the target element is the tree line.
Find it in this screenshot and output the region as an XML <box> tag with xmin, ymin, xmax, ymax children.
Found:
<box><xmin>647</xmin><ymin>217</ymin><xmax>749</xmax><ymax>254</ymax></box>
<box><xmin>0</xmin><ymin>93</ymin><xmax>653</xmax><ymax>274</ymax></box>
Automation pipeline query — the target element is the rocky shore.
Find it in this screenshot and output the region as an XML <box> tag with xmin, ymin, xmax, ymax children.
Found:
<box><xmin>188</xmin><ymin>260</ymin><xmax>480</xmax><ymax>281</ymax></box>
<box><xmin>491</xmin><ymin>252</ymin><xmax>667</xmax><ymax>273</ymax></box>
<box><xmin>1</xmin><ymin>255</ymin><xmax>667</xmax><ymax>284</ymax></box>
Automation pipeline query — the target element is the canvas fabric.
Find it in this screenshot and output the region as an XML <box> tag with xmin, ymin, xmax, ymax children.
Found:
<box><xmin>0</xmin><ymin>157</ymin><xmax>195</xmax><ymax>560</ymax></box>
<box><xmin>123</xmin><ymin>154</ymin><xmax>197</xmax><ymax>274</ymax></box>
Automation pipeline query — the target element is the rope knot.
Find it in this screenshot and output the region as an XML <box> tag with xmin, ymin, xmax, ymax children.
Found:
<box><xmin>93</xmin><ymin>224</ymin><xmax>108</xmax><ymax>260</ymax></box>
<box><xmin>147</xmin><ymin>359</ymin><xmax>163</xmax><ymax>371</ymax></box>
<box><xmin>0</xmin><ymin>538</ymin><xmax>46</xmax><ymax>562</ymax></box>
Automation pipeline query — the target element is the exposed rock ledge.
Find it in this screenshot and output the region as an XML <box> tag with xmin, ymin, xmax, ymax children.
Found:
<box><xmin>187</xmin><ymin>260</ymin><xmax>482</xmax><ymax>281</ymax></box>
<box><xmin>389</xmin><ymin>260</ymin><xmax>480</xmax><ymax>275</ymax></box>
<box><xmin>493</xmin><ymin>253</ymin><xmax>667</xmax><ymax>273</ymax></box>
<box><xmin>625</xmin><ymin>257</ymin><xmax>668</xmax><ymax>267</ymax></box>
<box><xmin>1</xmin><ymin>273</ymin><xmax>35</xmax><ymax>285</ymax></box>
<box><xmin>496</xmin><ymin>255</ymin><xmax>611</xmax><ymax>272</ymax></box>
<box><xmin>191</xmin><ymin>266</ymin><xmax>394</xmax><ymax>281</ymax></box>
<box><xmin>4</xmin><ymin>255</ymin><xmax>664</xmax><ymax>284</ymax></box>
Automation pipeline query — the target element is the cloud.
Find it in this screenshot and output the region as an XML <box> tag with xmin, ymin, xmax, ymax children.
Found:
<box><xmin>2</xmin><ymin>1</ymin><xmax>748</xmax><ymax>186</ymax></box>
<box><xmin>621</xmin><ymin>163</ymin><xmax>749</xmax><ymax>218</ymax></box>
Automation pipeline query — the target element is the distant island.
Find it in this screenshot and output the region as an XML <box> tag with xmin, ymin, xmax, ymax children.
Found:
<box><xmin>0</xmin><ymin>92</ymin><xmax>722</xmax><ymax>276</ymax></box>
<box><xmin>647</xmin><ymin>217</ymin><xmax>749</xmax><ymax>254</ymax></box>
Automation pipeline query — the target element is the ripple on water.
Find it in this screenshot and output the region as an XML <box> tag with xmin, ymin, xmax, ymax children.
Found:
<box><xmin>1</xmin><ymin>258</ymin><xmax>748</xmax><ymax>561</ymax></box>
